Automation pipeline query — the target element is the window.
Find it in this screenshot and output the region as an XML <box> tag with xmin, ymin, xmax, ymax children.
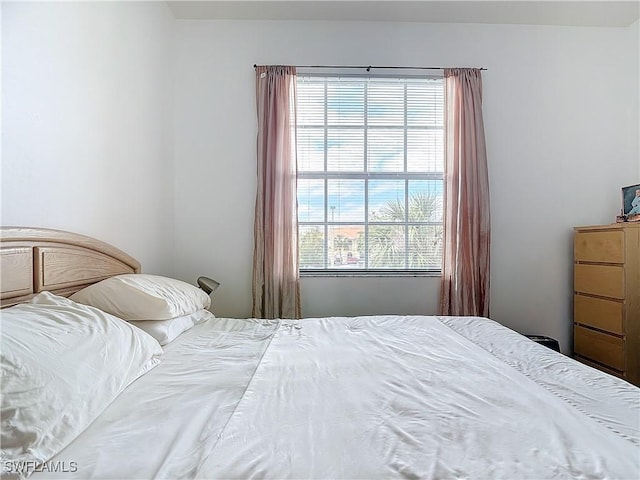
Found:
<box><xmin>296</xmin><ymin>74</ymin><xmax>444</xmax><ymax>273</ymax></box>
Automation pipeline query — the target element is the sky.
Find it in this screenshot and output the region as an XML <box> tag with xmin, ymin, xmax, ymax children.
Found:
<box><xmin>296</xmin><ymin>75</ymin><xmax>445</xmax><ymax>226</ymax></box>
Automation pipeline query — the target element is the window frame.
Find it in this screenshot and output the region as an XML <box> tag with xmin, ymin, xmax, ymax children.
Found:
<box><xmin>296</xmin><ymin>73</ymin><xmax>444</xmax><ymax>277</ymax></box>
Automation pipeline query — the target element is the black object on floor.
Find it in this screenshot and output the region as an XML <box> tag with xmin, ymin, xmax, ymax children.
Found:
<box><xmin>525</xmin><ymin>335</ymin><xmax>561</xmax><ymax>353</ymax></box>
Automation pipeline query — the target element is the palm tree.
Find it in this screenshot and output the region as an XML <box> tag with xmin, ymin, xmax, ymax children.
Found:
<box><xmin>332</xmin><ymin>234</ymin><xmax>352</xmax><ymax>264</ymax></box>
<box><xmin>369</xmin><ymin>192</ymin><xmax>442</xmax><ymax>269</ymax></box>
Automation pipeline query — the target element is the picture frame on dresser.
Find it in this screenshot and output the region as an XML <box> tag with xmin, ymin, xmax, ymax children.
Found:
<box><xmin>621</xmin><ymin>183</ymin><xmax>640</xmax><ymax>222</ymax></box>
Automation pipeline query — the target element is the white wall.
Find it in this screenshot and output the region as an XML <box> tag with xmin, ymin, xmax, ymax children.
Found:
<box><xmin>172</xmin><ymin>20</ymin><xmax>639</xmax><ymax>353</ymax></box>
<box><xmin>627</xmin><ymin>20</ymin><xmax>640</xmax><ymax>179</ymax></box>
<box><xmin>2</xmin><ymin>5</ymin><xmax>637</xmax><ymax>354</ymax></box>
<box><xmin>1</xmin><ymin>1</ymin><xmax>175</xmax><ymax>274</ymax></box>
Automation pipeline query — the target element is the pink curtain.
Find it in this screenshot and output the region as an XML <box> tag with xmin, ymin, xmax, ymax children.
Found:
<box><xmin>252</xmin><ymin>65</ymin><xmax>301</xmax><ymax>319</ymax></box>
<box><xmin>439</xmin><ymin>68</ymin><xmax>491</xmax><ymax>317</ymax></box>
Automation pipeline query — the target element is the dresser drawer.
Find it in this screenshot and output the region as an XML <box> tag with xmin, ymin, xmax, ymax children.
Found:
<box><xmin>574</xmin><ymin>295</ymin><xmax>624</xmax><ymax>334</ymax></box>
<box><xmin>574</xmin><ymin>264</ymin><xmax>624</xmax><ymax>299</ymax></box>
<box><xmin>574</xmin><ymin>231</ymin><xmax>624</xmax><ymax>263</ymax></box>
<box><xmin>574</xmin><ymin>326</ymin><xmax>624</xmax><ymax>371</ymax></box>
<box><xmin>575</xmin><ymin>356</ymin><xmax>624</xmax><ymax>379</ymax></box>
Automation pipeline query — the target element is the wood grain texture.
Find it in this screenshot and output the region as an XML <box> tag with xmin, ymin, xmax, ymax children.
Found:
<box><xmin>1</xmin><ymin>227</ymin><xmax>140</xmax><ymax>272</ymax></box>
<box><xmin>36</xmin><ymin>246</ymin><xmax>134</xmax><ymax>291</ymax></box>
<box><xmin>573</xmin><ymin>223</ymin><xmax>640</xmax><ymax>232</ymax></box>
<box><xmin>0</xmin><ymin>247</ymin><xmax>34</xmax><ymax>299</ymax></box>
<box><xmin>1</xmin><ymin>227</ymin><xmax>141</xmax><ymax>307</ymax></box>
<box><xmin>574</xmin><ymin>230</ymin><xmax>624</xmax><ymax>263</ymax></box>
<box><xmin>574</xmin><ymin>264</ymin><xmax>624</xmax><ymax>299</ymax></box>
<box><xmin>574</xmin><ymin>294</ymin><xmax>623</xmax><ymax>334</ymax></box>
<box><xmin>574</xmin><ymin>355</ymin><xmax>624</xmax><ymax>379</ymax></box>
<box><xmin>623</xmin><ymin>226</ymin><xmax>640</xmax><ymax>385</ymax></box>
<box><xmin>574</xmin><ymin>325</ymin><xmax>624</xmax><ymax>371</ymax></box>
<box><xmin>573</xmin><ymin>223</ymin><xmax>640</xmax><ymax>385</ymax></box>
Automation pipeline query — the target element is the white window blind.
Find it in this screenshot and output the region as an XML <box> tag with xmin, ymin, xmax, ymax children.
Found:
<box><xmin>296</xmin><ymin>74</ymin><xmax>444</xmax><ymax>272</ymax></box>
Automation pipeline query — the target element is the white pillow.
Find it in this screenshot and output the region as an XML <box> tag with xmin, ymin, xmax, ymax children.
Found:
<box><xmin>0</xmin><ymin>292</ymin><xmax>163</xmax><ymax>472</ymax></box>
<box><xmin>70</xmin><ymin>274</ymin><xmax>211</xmax><ymax>321</ymax></box>
<box><xmin>129</xmin><ymin>309</ymin><xmax>215</xmax><ymax>345</ymax></box>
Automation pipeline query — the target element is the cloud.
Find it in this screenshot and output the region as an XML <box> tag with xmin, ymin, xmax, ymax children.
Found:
<box><xmin>297</xmin><ymin>76</ymin><xmax>445</xmax><ymax>225</ymax></box>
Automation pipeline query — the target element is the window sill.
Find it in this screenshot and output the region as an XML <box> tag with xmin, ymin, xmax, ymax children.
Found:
<box><xmin>300</xmin><ymin>270</ymin><xmax>441</xmax><ymax>278</ymax></box>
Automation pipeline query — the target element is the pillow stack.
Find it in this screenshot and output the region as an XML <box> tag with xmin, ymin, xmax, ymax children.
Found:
<box><xmin>1</xmin><ymin>292</ymin><xmax>163</xmax><ymax>474</ymax></box>
<box><xmin>2</xmin><ymin>274</ymin><xmax>214</xmax><ymax>478</ymax></box>
<box><xmin>70</xmin><ymin>274</ymin><xmax>214</xmax><ymax>345</ymax></box>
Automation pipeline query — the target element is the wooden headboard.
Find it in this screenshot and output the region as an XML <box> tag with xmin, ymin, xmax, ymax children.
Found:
<box><xmin>1</xmin><ymin>227</ymin><xmax>140</xmax><ymax>307</ymax></box>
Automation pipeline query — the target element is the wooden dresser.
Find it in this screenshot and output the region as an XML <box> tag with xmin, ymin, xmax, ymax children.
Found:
<box><xmin>573</xmin><ymin>223</ymin><xmax>640</xmax><ymax>385</ymax></box>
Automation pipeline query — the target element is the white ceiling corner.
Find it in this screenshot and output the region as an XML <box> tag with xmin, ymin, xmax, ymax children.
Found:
<box><xmin>166</xmin><ymin>0</ymin><xmax>640</xmax><ymax>27</ymax></box>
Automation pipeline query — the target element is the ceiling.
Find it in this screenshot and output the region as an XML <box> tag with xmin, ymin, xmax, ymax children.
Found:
<box><xmin>167</xmin><ymin>1</ymin><xmax>640</xmax><ymax>27</ymax></box>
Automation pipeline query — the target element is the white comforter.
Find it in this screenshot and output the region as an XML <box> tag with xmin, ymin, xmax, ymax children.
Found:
<box><xmin>36</xmin><ymin>315</ymin><xmax>640</xmax><ymax>479</ymax></box>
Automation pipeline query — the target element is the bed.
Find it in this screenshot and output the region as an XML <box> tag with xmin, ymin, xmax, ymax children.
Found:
<box><xmin>1</xmin><ymin>227</ymin><xmax>639</xmax><ymax>479</ymax></box>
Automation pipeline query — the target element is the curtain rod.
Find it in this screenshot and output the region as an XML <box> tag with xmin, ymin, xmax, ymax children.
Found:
<box><xmin>253</xmin><ymin>64</ymin><xmax>487</xmax><ymax>71</ymax></box>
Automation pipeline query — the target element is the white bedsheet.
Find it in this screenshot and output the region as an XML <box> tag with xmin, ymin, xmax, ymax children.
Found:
<box><xmin>34</xmin><ymin>315</ymin><xmax>639</xmax><ymax>479</ymax></box>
